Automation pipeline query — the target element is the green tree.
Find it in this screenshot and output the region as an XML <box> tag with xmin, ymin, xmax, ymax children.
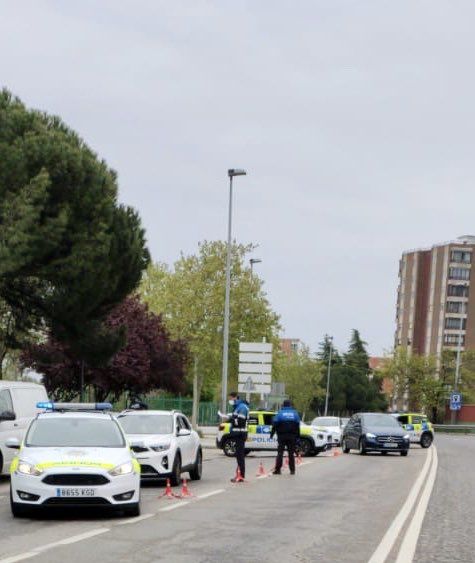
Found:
<box><xmin>274</xmin><ymin>347</ymin><xmax>324</xmax><ymax>418</ymax></box>
<box><xmin>139</xmin><ymin>241</ymin><xmax>281</xmax><ymax>401</ymax></box>
<box><xmin>0</xmin><ymin>90</ymin><xmax>150</xmax><ymax>373</ymax></box>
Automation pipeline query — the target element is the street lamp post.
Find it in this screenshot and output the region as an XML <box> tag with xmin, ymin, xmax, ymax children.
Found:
<box><xmin>324</xmin><ymin>337</ymin><xmax>333</xmax><ymax>416</ymax></box>
<box><xmin>451</xmin><ymin>315</ymin><xmax>465</xmax><ymax>424</ymax></box>
<box><xmin>221</xmin><ymin>168</ymin><xmax>247</xmax><ymax>413</ymax></box>
<box><xmin>250</xmin><ymin>258</ymin><xmax>262</xmax><ymax>274</ymax></box>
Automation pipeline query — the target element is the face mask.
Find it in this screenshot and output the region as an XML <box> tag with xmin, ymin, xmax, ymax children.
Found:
<box><xmin>228</xmin><ymin>399</ymin><xmax>235</xmax><ymax>406</ymax></box>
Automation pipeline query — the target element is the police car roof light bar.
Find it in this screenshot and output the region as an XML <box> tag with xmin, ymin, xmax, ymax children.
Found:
<box><xmin>36</xmin><ymin>402</ymin><xmax>113</xmax><ymax>412</ymax></box>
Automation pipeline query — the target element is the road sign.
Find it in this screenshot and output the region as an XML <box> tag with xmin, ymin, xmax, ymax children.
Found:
<box><xmin>238</xmin><ymin>363</ymin><xmax>272</xmax><ymax>374</ymax></box>
<box><xmin>450</xmin><ymin>392</ymin><xmax>462</xmax><ymax>411</ymax></box>
<box><xmin>238</xmin><ymin>373</ymin><xmax>272</xmax><ymax>385</ymax></box>
<box><xmin>238</xmin><ymin>383</ymin><xmax>271</xmax><ymax>394</ymax></box>
<box><xmin>239</xmin><ymin>342</ymin><xmax>273</xmax><ymax>353</ymax></box>
<box><xmin>239</xmin><ymin>352</ymin><xmax>272</xmax><ymax>364</ymax></box>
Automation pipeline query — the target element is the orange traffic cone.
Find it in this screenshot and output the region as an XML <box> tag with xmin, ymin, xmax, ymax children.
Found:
<box><xmin>296</xmin><ymin>453</ymin><xmax>303</xmax><ymax>466</ymax></box>
<box><xmin>179</xmin><ymin>478</ymin><xmax>194</xmax><ymax>498</ymax></box>
<box><xmin>256</xmin><ymin>462</ymin><xmax>268</xmax><ymax>477</ymax></box>
<box><xmin>284</xmin><ymin>455</ymin><xmax>289</xmax><ymax>468</ymax></box>
<box><xmin>159</xmin><ymin>478</ymin><xmax>180</xmax><ymax>499</ymax></box>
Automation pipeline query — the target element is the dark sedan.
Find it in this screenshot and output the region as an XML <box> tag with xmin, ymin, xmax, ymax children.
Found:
<box><xmin>341</xmin><ymin>413</ymin><xmax>410</xmax><ymax>456</ymax></box>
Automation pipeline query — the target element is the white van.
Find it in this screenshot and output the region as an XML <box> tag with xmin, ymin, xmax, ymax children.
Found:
<box><xmin>0</xmin><ymin>381</ymin><xmax>48</xmax><ymax>474</ymax></box>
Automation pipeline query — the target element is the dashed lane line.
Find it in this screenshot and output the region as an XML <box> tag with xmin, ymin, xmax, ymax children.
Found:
<box><xmin>115</xmin><ymin>513</ymin><xmax>155</xmax><ymax>526</ymax></box>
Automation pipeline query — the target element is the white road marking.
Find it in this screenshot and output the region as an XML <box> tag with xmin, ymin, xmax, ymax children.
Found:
<box><xmin>158</xmin><ymin>501</ymin><xmax>190</xmax><ymax>512</ymax></box>
<box><xmin>196</xmin><ymin>489</ymin><xmax>225</xmax><ymax>500</ymax></box>
<box><xmin>116</xmin><ymin>513</ymin><xmax>155</xmax><ymax>525</ymax></box>
<box><xmin>395</xmin><ymin>447</ymin><xmax>439</xmax><ymax>563</ymax></box>
<box><xmin>0</xmin><ymin>528</ymin><xmax>110</xmax><ymax>563</ymax></box>
<box><xmin>367</xmin><ymin>447</ymin><xmax>434</xmax><ymax>563</ymax></box>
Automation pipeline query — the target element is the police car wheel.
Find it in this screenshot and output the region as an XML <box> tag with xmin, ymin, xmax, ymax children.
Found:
<box><xmin>170</xmin><ymin>453</ymin><xmax>182</xmax><ymax>486</ymax></box>
<box><xmin>222</xmin><ymin>438</ymin><xmax>237</xmax><ymax>457</ymax></box>
<box><xmin>189</xmin><ymin>449</ymin><xmax>202</xmax><ymax>481</ymax></box>
<box><xmin>420</xmin><ymin>433</ymin><xmax>433</xmax><ymax>448</ymax></box>
<box><xmin>10</xmin><ymin>489</ymin><xmax>30</xmax><ymax>518</ymax></box>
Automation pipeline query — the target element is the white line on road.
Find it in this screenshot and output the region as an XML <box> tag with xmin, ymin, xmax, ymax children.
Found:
<box><xmin>196</xmin><ymin>489</ymin><xmax>225</xmax><ymax>500</ymax></box>
<box><xmin>158</xmin><ymin>501</ymin><xmax>190</xmax><ymax>512</ymax></box>
<box><xmin>395</xmin><ymin>447</ymin><xmax>439</xmax><ymax>563</ymax></box>
<box><xmin>367</xmin><ymin>447</ymin><xmax>434</xmax><ymax>563</ymax></box>
<box><xmin>116</xmin><ymin>513</ymin><xmax>155</xmax><ymax>526</ymax></box>
<box><xmin>0</xmin><ymin>528</ymin><xmax>110</xmax><ymax>563</ymax></box>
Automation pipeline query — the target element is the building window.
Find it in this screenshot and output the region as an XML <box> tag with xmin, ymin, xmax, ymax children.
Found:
<box><xmin>446</xmin><ymin>301</ymin><xmax>468</xmax><ymax>314</ymax></box>
<box><xmin>449</xmin><ymin>267</ymin><xmax>471</xmax><ymax>281</ymax></box>
<box><xmin>447</xmin><ymin>284</ymin><xmax>469</xmax><ymax>297</ymax></box>
<box><xmin>451</xmin><ymin>250</ymin><xmax>472</xmax><ymax>264</ymax></box>
<box><xmin>444</xmin><ymin>334</ymin><xmax>465</xmax><ymax>346</ymax></box>
<box><xmin>445</xmin><ymin>317</ymin><xmax>466</xmax><ymax>330</ymax></box>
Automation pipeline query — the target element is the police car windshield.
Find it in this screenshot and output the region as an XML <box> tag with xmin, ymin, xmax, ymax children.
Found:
<box><xmin>26</xmin><ymin>417</ymin><xmax>126</xmax><ymax>448</ymax></box>
<box><xmin>363</xmin><ymin>414</ymin><xmax>400</xmax><ymax>428</ymax></box>
<box><xmin>312</xmin><ymin>417</ymin><xmax>340</xmax><ymax>427</ymax></box>
<box><xmin>118</xmin><ymin>414</ymin><xmax>174</xmax><ymax>435</ymax></box>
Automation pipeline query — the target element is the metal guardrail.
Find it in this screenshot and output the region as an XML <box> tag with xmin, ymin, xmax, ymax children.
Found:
<box><xmin>434</xmin><ymin>424</ymin><xmax>475</xmax><ymax>433</ymax></box>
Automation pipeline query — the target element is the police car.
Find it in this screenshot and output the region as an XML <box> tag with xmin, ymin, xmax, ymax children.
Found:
<box><xmin>7</xmin><ymin>402</ymin><xmax>141</xmax><ymax>518</ymax></box>
<box><xmin>391</xmin><ymin>412</ymin><xmax>434</xmax><ymax>448</ymax></box>
<box><xmin>216</xmin><ymin>410</ymin><xmax>330</xmax><ymax>457</ymax></box>
<box><xmin>117</xmin><ymin>409</ymin><xmax>202</xmax><ymax>485</ymax></box>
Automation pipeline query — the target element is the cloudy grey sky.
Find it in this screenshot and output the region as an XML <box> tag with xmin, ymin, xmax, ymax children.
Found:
<box><xmin>2</xmin><ymin>1</ymin><xmax>475</xmax><ymax>355</ymax></box>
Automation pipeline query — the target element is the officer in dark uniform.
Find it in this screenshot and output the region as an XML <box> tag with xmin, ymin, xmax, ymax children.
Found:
<box><xmin>270</xmin><ymin>399</ymin><xmax>301</xmax><ymax>475</ymax></box>
<box><xmin>225</xmin><ymin>392</ymin><xmax>249</xmax><ymax>482</ymax></box>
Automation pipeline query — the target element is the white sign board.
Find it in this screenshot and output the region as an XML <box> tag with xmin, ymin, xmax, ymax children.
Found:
<box><xmin>238</xmin><ymin>383</ymin><xmax>271</xmax><ymax>394</ymax></box>
<box><xmin>238</xmin><ymin>363</ymin><xmax>272</xmax><ymax>374</ymax></box>
<box><xmin>238</xmin><ymin>373</ymin><xmax>272</xmax><ymax>385</ymax></box>
<box><xmin>239</xmin><ymin>342</ymin><xmax>273</xmax><ymax>353</ymax></box>
<box><xmin>239</xmin><ymin>353</ymin><xmax>272</xmax><ymax>364</ymax></box>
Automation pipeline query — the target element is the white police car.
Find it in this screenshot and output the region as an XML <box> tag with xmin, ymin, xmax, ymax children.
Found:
<box><xmin>8</xmin><ymin>402</ymin><xmax>141</xmax><ymax>518</ymax></box>
<box><xmin>117</xmin><ymin>410</ymin><xmax>202</xmax><ymax>485</ymax></box>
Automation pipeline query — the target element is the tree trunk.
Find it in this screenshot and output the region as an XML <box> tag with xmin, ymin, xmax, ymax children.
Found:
<box><xmin>191</xmin><ymin>357</ymin><xmax>199</xmax><ymax>429</ymax></box>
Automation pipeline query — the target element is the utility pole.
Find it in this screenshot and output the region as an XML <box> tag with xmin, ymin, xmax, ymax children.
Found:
<box><xmin>324</xmin><ymin>337</ymin><xmax>333</xmax><ymax>416</ymax></box>
<box><xmin>451</xmin><ymin>315</ymin><xmax>464</xmax><ymax>424</ymax></box>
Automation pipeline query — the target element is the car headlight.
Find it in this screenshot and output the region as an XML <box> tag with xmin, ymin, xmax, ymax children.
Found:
<box><xmin>109</xmin><ymin>461</ymin><xmax>134</xmax><ymax>476</ymax></box>
<box><xmin>17</xmin><ymin>461</ymin><xmax>43</xmax><ymax>476</ymax></box>
<box><xmin>403</xmin><ymin>434</ymin><xmax>410</xmax><ymax>440</ymax></box>
<box><xmin>366</xmin><ymin>432</ymin><xmax>377</xmax><ymax>439</ymax></box>
<box><xmin>150</xmin><ymin>443</ymin><xmax>170</xmax><ymax>452</ymax></box>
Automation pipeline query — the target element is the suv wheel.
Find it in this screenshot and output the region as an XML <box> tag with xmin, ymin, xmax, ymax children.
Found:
<box><xmin>170</xmin><ymin>453</ymin><xmax>182</xmax><ymax>486</ymax></box>
<box><xmin>420</xmin><ymin>433</ymin><xmax>433</xmax><ymax>449</ymax></box>
<box><xmin>222</xmin><ymin>438</ymin><xmax>237</xmax><ymax>457</ymax></box>
<box><xmin>296</xmin><ymin>438</ymin><xmax>312</xmax><ymax>457</ymax></box>
<box><xmin>358</xmin><ymin>438</ymin><xmax>367</xmax><ymax>455</ymax></box>
<box><xmin>189</xmin><ymin>449</ymin><xmax>202</xmax><ymax>481</ymax></box>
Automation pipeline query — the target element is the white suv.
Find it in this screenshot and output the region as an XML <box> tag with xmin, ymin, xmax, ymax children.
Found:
<box><xmin>118</xmin><ymin>410</ymin><xmax>202</xmax><ymax>485</ymax></box>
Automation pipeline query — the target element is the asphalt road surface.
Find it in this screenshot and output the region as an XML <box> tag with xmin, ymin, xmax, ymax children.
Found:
<box><xmin>0</xmin><ymin>436</ymin><xmax>472</xmax><ymax>563</ymax></box>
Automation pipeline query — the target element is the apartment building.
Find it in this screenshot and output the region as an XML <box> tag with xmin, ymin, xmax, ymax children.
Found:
<box><xmin>396</xmin><ymin>235</ymin><xmax>475</xmax><ymax>357</ymax></box>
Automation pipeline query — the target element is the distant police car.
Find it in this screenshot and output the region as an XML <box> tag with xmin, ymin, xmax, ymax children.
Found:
<box><xmin>117</xmin><ymin>410</ymin><xmax>202</xmax><ymax>485</ymax></box>
<box><xmin>8</xmin><ymin>402</ymin><xmax>141</xmax><ymax>518</ymax></box>
<box><xmin>216</xmin><ymin>410</ymin><xmax>330</xmax><ymax>457</ymax></box>
<box><xmin>391</xmin><ymin>413</ymin><xmax>434</xmax><ymax>448</ymax></box>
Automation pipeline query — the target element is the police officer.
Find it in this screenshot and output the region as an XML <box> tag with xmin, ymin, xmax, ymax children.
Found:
<box><xmin>270</xmin><ymin>399</ymin><xmax>301</xmax><ymax>475</ymax></box>
<box><xmin>225</xmin><ymin>392</ymin><xmax>249</xmax><ymax>482</ymax></box>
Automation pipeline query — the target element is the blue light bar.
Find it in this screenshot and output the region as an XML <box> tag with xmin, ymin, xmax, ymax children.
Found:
<box><xmin>36</xmin><ymin>402</ymin><xmax>112</xmax><ymax>411</ymax></box>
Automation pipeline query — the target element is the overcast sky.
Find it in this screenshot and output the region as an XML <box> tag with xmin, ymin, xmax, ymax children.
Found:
<box><xmin>2</xmin><ymin>1</ymin><xmax>475</xmax><ymax>355</ymax></box>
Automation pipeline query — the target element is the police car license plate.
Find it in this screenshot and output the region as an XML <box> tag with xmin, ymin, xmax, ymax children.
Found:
<box><xmin>384</xmin><ymin>443</ymin><xmax>398</xmax><ymax>448</ymax></box>
<box><xmin>56</xmin><ymin>488</ymin><xmax>95</xmax><ymax>497</ymax></box>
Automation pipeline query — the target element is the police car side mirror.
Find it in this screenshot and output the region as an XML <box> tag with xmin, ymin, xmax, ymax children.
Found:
<box><xmin>0</xmin><ymin>410</ymin><xmax>16</xmax><ymax>422</ymax></box>
<box><xmin>178</xmin><ymin>429</ymin><xmax>191</xmax><ymax>437</ymax></box>
<box><xmin>6</xmin><ymin>437</ymin><xmax>20</xmax><ymax>449</ymax></box>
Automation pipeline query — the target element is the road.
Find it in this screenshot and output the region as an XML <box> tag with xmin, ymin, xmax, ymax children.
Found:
<box><xmin>0</xmin><ymin>436</ymin><xmax>471</xmax><ymax>563</ymax></box>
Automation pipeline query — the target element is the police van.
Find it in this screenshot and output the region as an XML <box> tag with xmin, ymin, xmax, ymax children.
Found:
<box><xmin>391</xmin><ymin>412</ymin><xmax>434</xmax><ymax>448</ymax></box>
<box><xmin>216</xmin><ymin>410</ymin><xmax>330</xmax><ymax>457</ymax></box>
